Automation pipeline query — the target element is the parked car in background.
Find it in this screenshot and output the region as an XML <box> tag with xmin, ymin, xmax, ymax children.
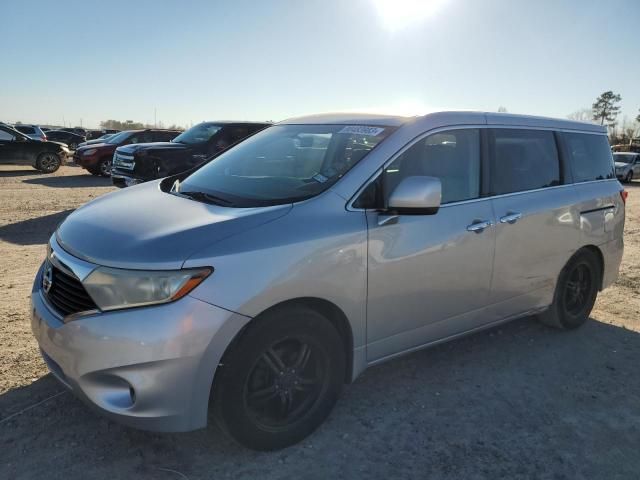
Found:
<box><xmin>61</xmin><ymin>127</ymin><xmax>87</xmax><ymax>137</ymax></box>
<box><xmin>12</xmin><ymin>124</ymin><xmax>47</xmax><ymax>141</ymax></box>
<box><xmin>74</xmin><ymin>129</ymin><xmax>180</xmax><ymax>176</ymax></box>
<box><xmin>45</xmin><ymin>130</ymin><xmax>86</xmax><ymax>150</ymax></box>
<box><xmin>0</xmin><ymin>124</ymin><xmax>69</xmax><ymax>172</ymax></box>
<box><xmin>85</xmin><ymin>130</ymin><xmax>104</xmax><ymax>140</ymax></box>
<box><xmin>30</xmin><ymin>112</ymin><xmax>624</xmax><ymax>450</ymax></box>
<box><xmin>111</xmin><ymin>121</ymin><xmax>269</xmax><ymax>187</ymax></box>
<box><xmin>614</xmin><ymin>152</ymin><xmax>640</xmax><ymax>183</ymax></box>
<box><xmin>77</xmin><ymin>134</ymin><xmax>115</xmax><ymax>148</ymax></box>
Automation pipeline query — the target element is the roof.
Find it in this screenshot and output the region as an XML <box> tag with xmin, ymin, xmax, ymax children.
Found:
<box><xmin>279</xmin><ymin>113</ymin><xmax>410</xmax><ymax>127</ymax></box>
<box><xmin>197</xmin><ymin>121</ymin><xmax>272</xmax><ymax>125</ymax></box>
<box><xmin>278</xmin><ymin>111</ymin><xmax>607</xmax><ymax>133</ymax></box>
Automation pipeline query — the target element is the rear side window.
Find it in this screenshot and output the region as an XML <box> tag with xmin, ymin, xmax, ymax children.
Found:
<box><xmin>16</xmin><ymin>126</ymin><xmax>35</xmax><ymax>134</ymax></box>
<box><xmin>152</xmin><ymin>131</ymin><xmax>176</xmax><ymax>142</ymax></box>
<box><xmin>562</xmin><ymin>132</ymin><xmax>614</xmax><ymax>183</ymax></box>
<box><xmin>489</xmin><ymin>129</ymin><xmax>560</xmax><ymax>195</ymax></box>
<box><xmin>229</xmin><ymin>127</ymin><xmax>249</xmax><ymax>143</ymax></box>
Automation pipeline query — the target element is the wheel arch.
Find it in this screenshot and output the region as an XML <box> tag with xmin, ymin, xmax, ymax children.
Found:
<box><xmin>222</xmin><ymin>297</ymin><xmax>355</xmax><ymax>385</ymax></box>
<box><xmin>574</xmin><ymin>244</ymin><xmax>605</xmax><ymax>290</ymax></box>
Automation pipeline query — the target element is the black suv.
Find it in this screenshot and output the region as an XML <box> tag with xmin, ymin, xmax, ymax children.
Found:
<box><xmin>0</xmin><ymin>124</ymin><xmax>70</xmax><ymax>173</ymax></box>
<box><xmin>111</xmin><ymin>121</ymin><xmax>269</xmax><ymax>187</ymax></box>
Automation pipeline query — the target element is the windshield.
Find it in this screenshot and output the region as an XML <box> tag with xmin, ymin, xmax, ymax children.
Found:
<box><xmin>613</xmin><ymin>153</ymin><xmax>634</xmax><ymax>164</ymax></box>
<box><xmin>106</xmin><ymin>131</ymin><xmax>133</xmax><ymax>144</ymax></box>
<box><xmin>178</xmin><ymin>124</ymin><xmax>394</xmax><ymax>207</ymax></box>
<box><xmin>172</xmin><ymin>123</ymin><xmax>222</xmax><ymax>145</ymax></box>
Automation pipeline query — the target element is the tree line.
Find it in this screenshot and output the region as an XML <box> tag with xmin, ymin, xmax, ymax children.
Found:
<box><xmin>569</xmin><ymin>91</ymin><xmax>640</xmax><ymax>146</ymax></box>
<box><xmin>99</xmin><ymin>119</ymin><xmax>186</xmax><ymax>131</ymax></box>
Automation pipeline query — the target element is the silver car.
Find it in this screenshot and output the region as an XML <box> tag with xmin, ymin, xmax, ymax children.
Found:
<box><xmin>614</xmin><ymin>152</ymin><xmax>640</xmax><ymax>183</ymax></box>
<box><xmin>12</xmin><ymin>124</ymin><xmax>47</xmax><ymax>141</ymax></box>
<box><xmin>31</xmin><ymin>112</ymin><xmax>625</xmax><ymax>451</ymax></box>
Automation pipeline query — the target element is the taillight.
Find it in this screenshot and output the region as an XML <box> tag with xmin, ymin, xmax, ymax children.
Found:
<box><xmin>620</xmin><ymin>190</ymin><xmax>628</xmax><ymax>204</ymax></box>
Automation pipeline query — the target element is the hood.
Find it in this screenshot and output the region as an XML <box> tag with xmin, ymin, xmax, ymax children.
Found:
<box><xmin>56</xmin><ymin>181</ymin><xmax>292</xmax><ymax>270</ymax></box>
<box><xmin>117</xmin><ymin>142</ymin><xmax>190</xmax><ymax>155</ymax></box>
<box><xmin>48</xmin><ymin>141</ymin><xmax>69</xmax><ymax>149</ymax></box>
<box><xmin>615</xmin><ymin>161</ymin><xmax>630</xmax><ymax>168</ymax></box>
<box><xmin>79</xmin><ymin>139</ymin><xmax>107</xmax><ymax>147</ymax></box>
<box><xmin>76</xmin><ymin>143</ymin><xmax>113</xmax><ymax>153</ymax></box>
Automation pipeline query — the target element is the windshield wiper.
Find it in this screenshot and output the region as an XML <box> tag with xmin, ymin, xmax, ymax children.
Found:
<box><xmin>176</xmin><ymin>189</ymin><xmax>235</xmax><ymax>206</ymax></box>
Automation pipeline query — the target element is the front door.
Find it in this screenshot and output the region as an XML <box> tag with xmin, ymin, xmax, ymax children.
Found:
<box><xmin>0</xmin><ymin>128</ymin><xmax>26</xmax><ymax>164</ymax></box>
<box><xmin>365</xmin><ymin>128</ymin><xmax>496</xmax><ymax>361</ymax></box>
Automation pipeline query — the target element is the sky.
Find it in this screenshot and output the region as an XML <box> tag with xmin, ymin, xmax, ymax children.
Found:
<box><xmin>1</xmin><ymin>0</ymin><xmax>639</xmax><ymax>129</ymax></box>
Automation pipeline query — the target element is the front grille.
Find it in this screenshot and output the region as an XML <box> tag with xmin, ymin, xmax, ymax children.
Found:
<box><xmin>45</xmin><ymin>264</ymin><xmax>98</xmax><ymax>317</ymax></box>
<box><xmin>113</xmin><ymin>152</ymin><xmax>135</xmax><ymax>170</ymax></box>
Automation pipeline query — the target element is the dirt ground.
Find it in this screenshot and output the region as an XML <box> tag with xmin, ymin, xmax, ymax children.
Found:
<box><xmin>0</xmin><ymin>164</ymin><xmax>639</xmax><ymax>479</ymax></box>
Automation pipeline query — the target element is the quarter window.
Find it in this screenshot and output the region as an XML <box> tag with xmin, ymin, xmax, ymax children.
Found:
<box><xmin>383</xmin><ymin>129</ymin><xmax>481</xmax><ymax>204</ymax></box>
<box><xmin>0</xmin><ymin>129</ymin><xmax>15</xmax><ymax>141</ymax></box>
<box><xmin>489</xmin><ymin>129</ymin><xmax>560</xmax><ymax>195</ymax></box>
<box><xmin>562</xmin><ymin>132</ymin><xmax>614</xmax><ymax>183</ymax></box>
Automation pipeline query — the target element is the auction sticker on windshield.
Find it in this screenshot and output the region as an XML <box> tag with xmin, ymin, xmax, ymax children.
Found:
<box><xmin>338</xmin><ymin>126</ymin><xmax>386</xmax><ymax>136</ymax></box>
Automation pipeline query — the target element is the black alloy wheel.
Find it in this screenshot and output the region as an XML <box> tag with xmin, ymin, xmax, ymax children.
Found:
<box><xmin>244</xmin><ymin>338</ymin><xmax>328</xmax><ymax>430</ymax></box>
<box><xmin>538</xmin><ymin>249</ymin><xmax>600</xmax><ymax>329</ymax></box>
<box><xmin>213</xmin><ymin>305</ymin><xmax>345</xmax><ymax>451</ymax></box>
<box><xmin>35</xmin><ymin>152</ymin><xmax>61</xmax><ymax>173</ymax></box>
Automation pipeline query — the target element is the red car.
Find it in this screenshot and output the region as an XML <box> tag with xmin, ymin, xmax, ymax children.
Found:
<box><xmin>73</xmin><ymin>129</ymin><xmax>180</xmax><ymax>176</ymax></box>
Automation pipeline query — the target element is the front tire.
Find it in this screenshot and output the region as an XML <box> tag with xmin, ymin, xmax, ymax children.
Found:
<box><xmin>35</xmin><ymin>152</ymin><xmax>61</xmax><ymax>173</ymax></box>
<box><xmin>96</xmin><ymin>157</ymin><xmax>112</xmax><ymax>176</ymax></box>
<box><xmin>625</xmin><ymin>171</ymin><xmax>633</xmax><ymax>183</ymax></box>
<box><xmin>213</xmin><ymin>305</ymin><xmax>345</xmax><ymax>451</ymax></box>
<box><xmin>537</xmin><ymin>249</ymin><xmax>601</xmax><ymax>330</ymax></box>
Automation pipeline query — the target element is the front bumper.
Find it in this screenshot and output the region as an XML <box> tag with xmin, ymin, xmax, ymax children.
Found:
<box><xmin>111</xmin><ymin>172</ymin><xmax>145</xmax><ymax>188</ymax></box>
<box><xmin>73</xmin><ymin>152</ymin><xmax>100</xmax><ymax>169</ymax></box>
<box><xmin>31</xmin><ymin>263</ymin><xmax>251</xmax><ymax>432</ymax></box>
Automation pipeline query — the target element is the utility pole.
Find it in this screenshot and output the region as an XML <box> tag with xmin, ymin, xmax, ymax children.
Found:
<box><xmin>154</xmin><ymin>108</ymin><xmax>157</xmax><ymax>128</ymax></box>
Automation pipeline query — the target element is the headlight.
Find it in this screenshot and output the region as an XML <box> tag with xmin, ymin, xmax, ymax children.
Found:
<box><xmin>83</xmin><ymin>267</ymin><xmax>212</xmax><ymax>311</ymax></box>
<box><xmin>82</xmin><ymin>148</ymin><xmax>97</xmax><ymax>156</ymax></box>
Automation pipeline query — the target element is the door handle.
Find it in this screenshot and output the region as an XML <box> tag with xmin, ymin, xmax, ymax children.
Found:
<box><xmin>499</xmin><ymin>212</ymin><xmax>522</xmax><ymax>224</ymax></box>
<box><xmin>466</xmin><ymin>220</ymin><xmax>493</xmax><ymax>233</ymax></box>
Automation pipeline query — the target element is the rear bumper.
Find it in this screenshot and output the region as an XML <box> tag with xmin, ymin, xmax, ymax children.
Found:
<box><xmin>31</xmin><ymin>263</ymin><xmax>251</xmax><ymax>432</ymax></box>
<box><xmin>600</xmin><ymin>236</ymin><xmax>624</xmax><ymax>290</ymax></box>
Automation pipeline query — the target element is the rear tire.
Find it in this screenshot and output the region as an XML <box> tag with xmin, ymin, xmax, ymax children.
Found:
<box><xmin>537</xmin><ymin>249</ymin><xmax>601</xmax><ymax>330</ymax></box>
<box><xmin>213</xmin><ymin>305</ymin><xmax>345</xmax><ymax>451</ymax></box>
<box><xmin>625</xmin><ymin>171</ymin><xmax>633</xmax><ymax>183</ymax></box>
<box><xmin>35</xmin><ymin>152</ymin><xmax>61</xmax><ymax>173</ymax></box>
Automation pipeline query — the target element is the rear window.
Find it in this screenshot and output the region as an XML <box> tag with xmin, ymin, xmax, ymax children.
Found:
<box><xmin>562</xmin><ymin>133</ymin><xmax>615</xmax><ymax>183</ymax></box>
<box><xmin>489</xmin><ymin>129</ymin><xmax>560</xmax><ymax>195</ymax></box>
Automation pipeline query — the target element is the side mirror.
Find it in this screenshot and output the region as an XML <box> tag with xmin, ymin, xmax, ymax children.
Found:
<box><xmin>387</xmin><ymin>176</ymin><xmax>442</xmax><ymax>215</ymax></box>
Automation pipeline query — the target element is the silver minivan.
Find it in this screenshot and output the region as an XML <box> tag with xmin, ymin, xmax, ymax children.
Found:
<box><xmin>31</xmin><ymin>112</ymin><xmax>625</xmax><ymax>450</ymax></box>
